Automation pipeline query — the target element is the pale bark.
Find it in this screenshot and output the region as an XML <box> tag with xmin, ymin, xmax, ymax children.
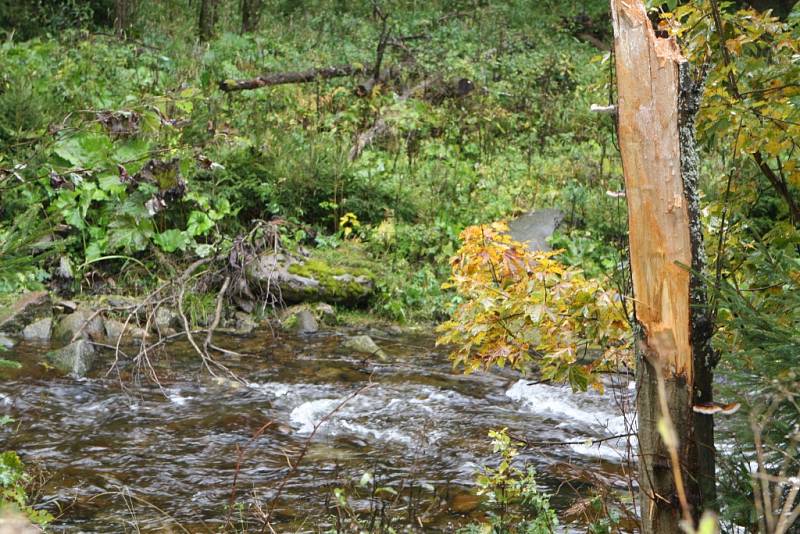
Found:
<box><xmin>611</xmin><ymin>0</ymin><xmax>716</xmax><ymax>531</ymax></box>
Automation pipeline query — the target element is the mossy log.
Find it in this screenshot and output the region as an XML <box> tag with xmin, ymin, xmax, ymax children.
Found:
<box><xmin>245</xmin><ymin>253</ymin><xmax>374</xmax><ymax>306</ymax></box>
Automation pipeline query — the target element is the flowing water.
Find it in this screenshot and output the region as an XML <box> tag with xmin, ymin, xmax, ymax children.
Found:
<box><xmin>0</xmin><ymin>328</ymin><xmax>635</xmax><ymax>532</ymax></box>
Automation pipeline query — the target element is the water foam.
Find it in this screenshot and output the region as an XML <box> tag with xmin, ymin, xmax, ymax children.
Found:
<box><xmin>506</xmin><ymin>380</ymin><xmax>628</xmax><ymax>435</ymax></box>
<box><xmin>289</xmin><ymin>398</ymin><xmax>339</xmax><ymax>433</ymax></box>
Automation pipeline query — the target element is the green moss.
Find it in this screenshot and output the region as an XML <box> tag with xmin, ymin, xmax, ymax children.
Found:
<box><xmin>288</xmin><ymin>258</ymin><xmax>374</xmax><ymax>304</ymax></box>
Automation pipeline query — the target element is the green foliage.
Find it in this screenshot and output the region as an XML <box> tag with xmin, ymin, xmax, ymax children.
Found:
<box><xmin>0</xmin><ymin>207</ymin><xmax>55</xmax><ymax>293</ymax></box>
<box><xmin>0</xmin><ymin>450</ymin><xmax>53</xmax><ymax>526</ymax></box>
<box><xmin>548</xmin><ymin>229</ymin><xmax>621</xmax><ymax>279</ymax></box>
<box><xmin>459</xmin><ymin>429</ymin><xmax>558</xmax><ymax>534</ymax></box>
<box><xmin>0</xmin><ymin>0</ymin><xmax>614</xmax><ymax>323</ymax></box>
<box><xmin>436</xmin><ymin>222</ymin><xmax>630</xmax><ymax>391</ymax></box>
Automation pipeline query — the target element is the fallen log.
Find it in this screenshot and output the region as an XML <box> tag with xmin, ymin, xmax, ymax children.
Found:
<box><xmin>219</xmin><ymin>64</ymin><xmax>367</xmax><ymax>92</ymax></box>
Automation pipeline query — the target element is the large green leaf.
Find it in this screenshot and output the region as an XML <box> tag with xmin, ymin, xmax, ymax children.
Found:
<box><xmin>153</xmin><ymin>229</ymin><xmax>191</xmax><ymax>253</ymax></box>
<box><xmin>107</xmin><ymin>217</ymin><xmax>153</xmax><ymax>252</ymax></box>
<box><xmin>53</xmin><ymin>131</ymin><xmax>113</xmax><ymax>168</ymax></box>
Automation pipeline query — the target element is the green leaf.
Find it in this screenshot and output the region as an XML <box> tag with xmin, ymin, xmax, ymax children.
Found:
<box><xmin>194</xmin><ymin>243</ymin><xmax>215</xmax><ymax>258</ymax></box>
<box><xmin>53</xmin><ymin>131</ymin><xmax>113</xmax><ymax>168</ymax></box>
<box><xmin>359</xmin><ymin>471</ymin><xmax>374</xmax><ymax>487</ymax></box>
<box><xmin>107</xmin><ymin>217</ymin><xmax>153</xmax><ymax>252</ymax></box>
<box><xmin>113</xmin><ymin>138</ymin><xmax>150</xmax><ymax>165</ymax></box>
<box><xmin>97</xmin><ymin>172</ymin><xmax>124</xmax><ymax>193</ymax></box>
<box><xmin>0</xmin><ymin>358</ymin><xmax>22</xmax><ymax>370</ymax></box>
<box><xmin>0</xmin><ymin>451</ymin><xmax>25</xmax><ymax>486</ymax></box>
<box><xmin>153</xmin><ymin>229</ymin><xmax>191</xmax><ymax>253</ymax></box>
<box><xmin>187</xmin><ymin>211</ymin><xmax>214</xmax><ymax>236</ymax></box>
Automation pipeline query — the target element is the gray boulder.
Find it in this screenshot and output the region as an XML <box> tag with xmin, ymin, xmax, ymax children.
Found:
<box><xmin>292</xmin><ymin>310</ymin><xmax>319</xmax><ymax>334</ymax></box>
<box><xmin>46</xmin><ymin>339</ymin><xmax>96</xmax><ymax>377</ymax></box>
<box><xmin>104</xmin><ymin>319</ymin><xmax>147</xmax><ymax>343</ymax></box>
<box><xmin>343</xmin><ymin>335</ymin><xmax>386</xmax><ymax>360</ymax></box>
<box><xmin>0</xmin><ymin>291</ymin><xmax>51</xmax><ymax>334</ymax></box>
<box><xmin>507</xmin><ymin>208</ymin><xmax>564</xmax><ymax>251</ymax></box>
<box><xmin>53</xmin><ymin>309</ymin><xmax>105</xmax><ymax>343</ymax></box>
<box><xmin>22</xmin><ymin>317</ymin><xmax>53</xmax><ymax>341</ymax></box>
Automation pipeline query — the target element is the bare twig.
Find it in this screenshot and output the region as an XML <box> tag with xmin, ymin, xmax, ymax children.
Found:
<box><xmin>258</xmin><ymin>382</ymin><xmax>373</xmax><ymax>532</ymax></box>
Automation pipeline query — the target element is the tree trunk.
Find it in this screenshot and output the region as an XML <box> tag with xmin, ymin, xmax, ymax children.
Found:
<box><xmin>114</xmin><ymin>0</ymin><xmax>136</xmax><ymax>38</ymax></box>
<box><xmin>610</xmin><ymin>1</ymin><xmax>716</xmax><ymax>532</ymax></box>
<box><xmin>240</xmin><ymin>0</ymin><xmax>262</xmax><ymax>34</ymax></box>
<box><xmin>199</xmin><ymin>0</ymin><xmax>218</xmax><ymax>42</ymax></box>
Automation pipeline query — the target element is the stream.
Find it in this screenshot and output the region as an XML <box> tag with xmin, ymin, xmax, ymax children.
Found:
<box><xmin>0</xmin><ymin>328</ymin><xmax>635</xmax><ymax>532</ymax></box>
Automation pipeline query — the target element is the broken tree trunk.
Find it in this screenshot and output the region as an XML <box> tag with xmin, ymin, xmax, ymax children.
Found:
<box><xmin>219</xmin><ymin>64</ymin><xmax>368</xmax><ymax>92</ymax></box>
<box><xmin>610</xmin><ymin>0</ymin><xmax>716</xmax><ymax>532</ymax></box>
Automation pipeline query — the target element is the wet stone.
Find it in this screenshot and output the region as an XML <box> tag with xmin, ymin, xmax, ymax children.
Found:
<box><xmin>54</xmin><ymin>309</ymin><xmax>105</xmax><ymax>343</ymax></box>
<box><xmin>450</xmin><ymin>492</ymin><xmax>481</xmax><ymax>513</ymax></box>
<box><xmin>46</xmin><ymin>339</ymin><xmax>96</xmax><ymax>378</ymax></box>
<box><xmin>154</xmin><ymin>307</ymin><xmax>180</xmax><ymax>333</ymax></box>
<box><xmin>293</xmin><ymin>310</ymin><xmax>319</xmax><ymax>334</ymax></box>
<box><xmin>104</xmin><ymin>319</ymin><xmax>147</xmax><ymax>343</ymax></box>
<box><xmin>0</xmin><ymin>290</ymin><xmax>51</xmax><ymax>334</ymax></box>
<box><xmin>233</xmin><ymin>311</ymin><xmax>259</xmax><ymax>334</ymax></box>
<box><xmin>22</xmin><ymin>317</ymin><xmax>53</xmax><ymax>341</ymax></box>
<box><xmin>343</xmin><ymin>335</ymin><xmax>386</xmax><ymax>360</ymax></box>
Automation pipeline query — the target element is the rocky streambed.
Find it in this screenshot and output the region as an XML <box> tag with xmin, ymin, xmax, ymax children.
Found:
<box><xmin>1</xmin><ymin>323</ymin><xmax>634</xmax><ymax>532</ymax></box>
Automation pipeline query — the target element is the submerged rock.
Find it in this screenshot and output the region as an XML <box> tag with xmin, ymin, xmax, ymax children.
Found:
<box><xmin>53</xmin><ymin>309</ymin><xmax>105</xmax><ymax>343</ymax></box>
<box><xmin>246</xmin><ymin>253</ymin><xmax>374</xmax><ymax>306</ymax></box>
<box><xmin>22</xmin><ymin>317</ymin><xmax>53</xmax><ymax>341</ymax></box>
<box><xmin>0</xmin><ymin>291</ymin><xmax>51</xmax><ymax>334</ymax></box>
<box><xmin>450</xmin><ymin>492</ymin><xmax>481</xmax><ymax>513</ymax></box>
<box><xmin>46</xmin><ymin>339</ymin><xmax>96</xmax><ymax>378</ymax></box>
<box><xmin>343</xmin><ymin>335</ymin><xmax>386</xmax><ymax>360</ymax></box>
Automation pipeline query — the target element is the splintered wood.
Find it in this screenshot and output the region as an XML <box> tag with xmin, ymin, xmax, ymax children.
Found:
<box><xmin>611</xmin><ymin>0</ymin><xmax>693</xmax><ymax>382</ymax></box>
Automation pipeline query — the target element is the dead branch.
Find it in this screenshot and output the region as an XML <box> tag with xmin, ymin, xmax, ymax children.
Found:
<box><xmin>349</xmin><ymin>118</ymin><xmax>391</xmax><ymax>161</ymax></box>
<box><xmin>203</xmin><ymin>276</ymin><xmax>231</xmax><ymax>354</ymax></box>
<box><xmin>219</xmin><ymin>64</ymin><xmax>368</xmax><ymax>92</ymax></box>
<box><xmin>257</xmin><ymin>382</ymin><xmax>373</xmax><ymax>532</ymax></box>
<box><xmin>577</xmin><ymin>32</ymin><xmax>610</xmax><ymax>51</ymax></box>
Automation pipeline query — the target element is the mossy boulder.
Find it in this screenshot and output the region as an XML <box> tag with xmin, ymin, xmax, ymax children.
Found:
<box><xmin>0</xmin><ymin>291</ymin><xmax>51</xmax><ymax>334</ymax></box>
<box><xmin>246</xmin><ymin>253</ymin><xmax>374</xmax><ymax>306</ymax></box>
